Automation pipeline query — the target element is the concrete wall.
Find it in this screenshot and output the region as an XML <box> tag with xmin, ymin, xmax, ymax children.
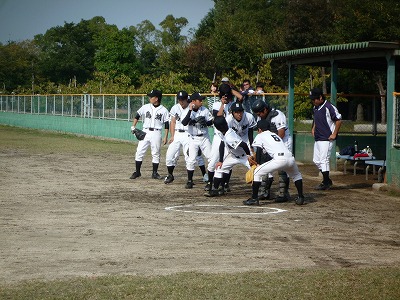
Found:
<box><xmin>0</xmin><ymin>111</ymin><xmax>135</xmax><ymax>141</ymax></box>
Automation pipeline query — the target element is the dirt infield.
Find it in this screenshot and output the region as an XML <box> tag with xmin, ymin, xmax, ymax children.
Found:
<box><xmin>1</xmin><ymin>141</ymin><xmax>400</xmax><ymax>284</ymax></box>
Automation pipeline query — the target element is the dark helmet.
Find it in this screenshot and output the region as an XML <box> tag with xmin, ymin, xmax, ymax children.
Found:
<box><xmin>213</xmin><ymin>116</ymin><xmax>229</xmax><ymax>133</ymax></box>
<box><xmin>251</xmin><ymin>100</ymin><xmax>268</xmax><ymax>113</ymax></box>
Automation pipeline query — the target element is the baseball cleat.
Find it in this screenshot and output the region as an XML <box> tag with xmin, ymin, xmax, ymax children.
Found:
<box><xmin>204</xmin><ymin>189</ymin><xmax>219</xmax><ymax>197</ymax></box>
<box><xmin>314</xmin><ymin>183</ymin><xmax>330</xmax><ymax>190</ymax></box>
<box><xmin>152</xmin><ymin>172</ymin><xmax>162</xmax><ymax>179</ymax></box>
<box><xmin>243</xmin><ymin>198</ymin><xmax>259</xmax><ymax>206</ymax></box>
<box><xmin>204</xmin><ymin>182</ymin><xmax>211</xmax><ymax>191</ymax></box>
<box><xmin>129</xmin><ymin>171</ymin><xmax>141</xmax><ymax>179</ymax></box>
<box><xmin>164</xmin><ymin>174</ymin><xmax>174</xmax><ymax>184</ymax></box>
<box><xmin>223</xmin><ymin>183</ymin><xmax>231</xmax><ymax>193</ymax></box>
<box><xmin>295</xmin><ymin>196</ymin><xmax>305</xmax><ymax>205</ymax></box>
<box><xmin>275</xmin><ymin>192</ymin><xmax>290</xmax><ymax>202</ymax></box>
<box><xmin>217</xmin><ymin>186</ymin><xmax>225</xmax><ymax>196</ymax></box>
<box><xmin>185</xmin><ymin>180</ymin><xmax>194</xmax><ymax>189</ymax></box>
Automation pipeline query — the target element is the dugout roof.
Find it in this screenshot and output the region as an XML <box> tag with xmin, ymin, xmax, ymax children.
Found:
<box><xmin>263</xmin><ymin>41</ymin><xmax>400</xmax><ymax>71</ymax></box>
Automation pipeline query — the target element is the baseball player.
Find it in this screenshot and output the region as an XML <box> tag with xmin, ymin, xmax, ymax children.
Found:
<box><xmin>243</xmin><ymin>119</ymin><xmax>305</xmax><ymax>206</ymax></box>
<box><xmin>181</xmin><ymin>92</ymin><xmax>214</xmax><ymax>189</ymax></box>
<box><xmin>252</xmin><ymin>99</ymin><xmax>293</xmax><ymax>202</ymax></box>
<box><xmin>164</xmin><ymin>90</ymin><xmax>208</xmax><ymax>184</ymax></box>
<box><xmin>309</xmin><ymin>87</ymin><xmax>342</xmax><ymax>190</ymax></box>
<box><xmin>226</xmin><ymin>102</ymin><xmax>257</xmax><ymax>149</ymax></box>
<box><xmin>205</xmin><ymin>83</ymin><xmax>243</xmax><ymax>192</ymax></box>
<box><xmin>204</xmin><ymin>116</ymin><xmax>252</xmax><ymax>197</ymax></box>
<box><xmin>130</xmin><ymin>89</ymin><xmax>169</xmax><ymax>180</ymax></box>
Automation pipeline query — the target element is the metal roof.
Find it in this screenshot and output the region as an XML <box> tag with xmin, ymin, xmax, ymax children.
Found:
<box><xmin>263</xmin><ymin>41</ymin><xmax>400</xmax><ymax>70</ymax></box>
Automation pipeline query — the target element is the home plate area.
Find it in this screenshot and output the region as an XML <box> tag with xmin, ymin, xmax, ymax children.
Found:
<box><xmin>165</xmin><ymin>204</ymin><xmax>287</xmax><ymax>215</ymax></box>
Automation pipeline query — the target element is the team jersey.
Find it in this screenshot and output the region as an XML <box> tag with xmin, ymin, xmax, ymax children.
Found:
<box><xmin>217</xmin><ymin>128</ymin><xmax>247</xmax><ymax>158</ymax></box>
<box><xmin>313</xmin><ymin>100</ymin><xmax>342</xmax><ymax>141</ymax></box>
<box><xmin>137</xmin><ymin>103</ymin><xmax>169</xmax><ymax>129</ymax></box>
<box><xmin>187</xmin><ymin>106</ymin><xmax>213</xmax><ymax>136</ymax></box>
<box><xmin>226</xmin><ymin>112</ymin><xmax>256</xmax><ymax>144</ymax></box>
<box><xmin>169</xmin><ymin>103</ymin><xmax>189</xmax><ymax>131</ymax></box>
<box><xmin>252</xmin><ymin>130</ymin><xmax>291</xmax><ymax>158</ymax></box>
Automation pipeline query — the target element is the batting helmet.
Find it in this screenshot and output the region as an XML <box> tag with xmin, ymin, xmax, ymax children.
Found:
<box><xmin>251</xmin><ymin>100</ymin><xmax>268</xmax><ymax>113</ymax></box>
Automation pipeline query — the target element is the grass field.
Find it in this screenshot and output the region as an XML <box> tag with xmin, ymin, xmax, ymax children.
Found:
<box><xmin>0</xmin><ymin>268</ymin><xmax>399</xmax><ymax>299</ymax></box>
<box><xmin>0</xmin><ymin>125</ymin><xmax>399</xmax><ymax>299</ymax></box>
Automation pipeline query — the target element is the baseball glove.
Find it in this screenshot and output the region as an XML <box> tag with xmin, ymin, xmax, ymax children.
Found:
<box><xmin>195</xmin><ymin>116</ymin><xmax>207</xmax><ymax>127</ymax></box>
<box><xmin>245</xmin><ymin>165</ymin><xmax>257</xmax><ymax>184</ymax></box>
<box><xmin>132</xmin><ymin>128</ymin><xmax>146</xmax><ymax>140</ymax></box>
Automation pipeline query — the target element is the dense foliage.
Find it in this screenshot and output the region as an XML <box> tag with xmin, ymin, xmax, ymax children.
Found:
<box><xmin>1</xmin><ymin>0</ymin><xmax>400</xmax><ymax>103</ymax></box>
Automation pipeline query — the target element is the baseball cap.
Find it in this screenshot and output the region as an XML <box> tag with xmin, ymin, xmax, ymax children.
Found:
<box><xmin>147</xmin><ymin>89</ymin><xmax>162</xmax><ymax>98</ymax></box>
<box><xmin>190</xmin><ymin>92</ymin><xmax>205</xmax><ymax>101</ymax></box>
<box><xmin>176</xmin><ymin>90</ymin><xmax>189</xmax><ymax>100</ymax></box>
<box><xmin>309</xmin><ymin>88</ymin><xmax>323</xmax><ymax>100</ymax></box>
<box><xmin>221</xmin><ymin>77</ymin><xmax>229</xmax><ymax>82</ymax></box>
<box><xmin>231</xmin><ymin>102</ymin><xmax>244</xmax><ymax>112</ymax></box>
<box><xmin>257</xmin><ymin>119</ymin><xmax>271</xmax><ymax>131</ymax></box>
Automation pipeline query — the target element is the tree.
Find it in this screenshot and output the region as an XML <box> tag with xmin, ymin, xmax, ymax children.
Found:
<box><xmin>283</xmin><ymin>0</ymin><xmax>335</xmax><ymax>49</ymax></box>
<box><xmin>133</xmin><ymin>20</ymin><xmax>159</xmax><ymax>74</ymax></box>
<box><xmin>94</xmin><ymin>27</ymin><xmax>141</xmax><ymax>86</ymax></box>
<box><xmin>157</xmin><ymin>15</ymin><xmax>189</xmax><ymax>75</ymax></box>
<box><xmin>34</xmin><ymin>20</ymin><xmax>98</xmax><ymax>85</ymax></box>
<box><xmin>0</xmin><ymin>40</ymin><xmax>38</xmax><ymax>93</ymax></box>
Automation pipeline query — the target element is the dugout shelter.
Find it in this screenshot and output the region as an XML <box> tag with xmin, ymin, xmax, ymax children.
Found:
<box><xmin>263</xmin><ymin>41</ymin><xmax>400</xmax><ymax>188</ymax></box>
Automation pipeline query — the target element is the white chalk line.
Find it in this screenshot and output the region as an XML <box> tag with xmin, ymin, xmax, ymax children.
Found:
<box><xmin>165</xmin><ymin>204</ymin><xmax>287</xmax><ymax>215</ymax></box>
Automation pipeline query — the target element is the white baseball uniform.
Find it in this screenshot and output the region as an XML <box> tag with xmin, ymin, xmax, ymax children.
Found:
<box><xmin>165</xmin><ymin>103</ymin><xmax>205</xmax><ymax>167</ymax></box>
<box><xmin>185</xmin><ymin>106</ymin><xmax>213</xmax><ymax>171</ymax></box>
<box><xmin>135</xmin><ymin>103</ymin><xmax>169</xmax><ymax>163</ymax></box>
<box><xmin>214</xmin><ymin>128</ymin><xmax>251</xmax><ymax>179</ymax></box>
<box><xmin>226</xmin><ymin>111</ymin><xmax>257</xmax><ymax>147</ymax></box>
<box><xmin>208</xmin><ymin>101</ymin><xmax>233</xmax><ymax>172</ymax></box>
<box><xmin>252</xmin><ymin>130</ymin><xmax>302</xmax><ymax>182</ymax></box>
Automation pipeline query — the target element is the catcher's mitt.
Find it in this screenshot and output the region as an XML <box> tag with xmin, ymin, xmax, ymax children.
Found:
<box><xmin>245</xmin><ymin>165</ymin><xmax>257</xmax><ymax>184</ymax></box>
<box><xmin>132</xmin><ymin>128</ymin><xmax>146</xmax><ymax>140</ymax></box>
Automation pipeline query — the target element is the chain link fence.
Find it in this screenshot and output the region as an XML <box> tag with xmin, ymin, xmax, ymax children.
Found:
<box><xmin>0</xmin><ymin>93</ymin><xmax>280</xmax><ymax>119</ymax></box>
<box><xmin>0</xmin><ymin>93</ymin><xmax>387</xmax><ymax>136</ymax></box>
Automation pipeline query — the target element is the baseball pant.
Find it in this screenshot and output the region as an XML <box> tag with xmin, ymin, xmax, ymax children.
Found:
<box><xmin>186</xmin><ymin>135</ymin><xmax>211</xmax><ymax>171</ymax></box>
<box><xmin>135</xmin><ymin>130</ymin><xmax>162</xmax><ymax>163</ymax></box>
<box><xmin>207</xmin><ymin>133</ymin><xmax>222</xmax><ymax>172</ymax></box>
<box><xmin>254</xmin><ymin>154</ymin><xmax>302</xmax><ymax>183</ymax></box>
<box><xmin>166</xmin><ymin>131</ymin><xmax>205</xmax><ymax>167</ymax></box>
<box><xmin>214</xmin><ymin>153</ymin><xmax>250</xmax><ymax>178</ymax></box>
<box><xmin>313</xmin><ymin>140</ymin><xmax>333</xmax><ymax>172</ymax></box>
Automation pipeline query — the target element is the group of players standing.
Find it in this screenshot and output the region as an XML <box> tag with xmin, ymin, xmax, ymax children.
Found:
<box><xmin>129</xmin><ymin>84</ymin><xmax>342</xmax><ymax>206</ymax></box>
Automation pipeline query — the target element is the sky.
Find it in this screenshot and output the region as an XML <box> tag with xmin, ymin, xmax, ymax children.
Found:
<box><xmin>0</xmin><ymin>0</ymin><xmax>214</xmax><ymax>43</ymax></box>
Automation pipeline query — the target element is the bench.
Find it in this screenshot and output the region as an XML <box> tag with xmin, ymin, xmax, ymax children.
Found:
<box><xmin>365</xmin><ymin>160</ymin><xmax>386</xmax><ymax>182</ymax></box>
<box><xmin>337</xmin><ymin>154</ymin><xmax>376</xmax><ymax>175</ymax></box>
